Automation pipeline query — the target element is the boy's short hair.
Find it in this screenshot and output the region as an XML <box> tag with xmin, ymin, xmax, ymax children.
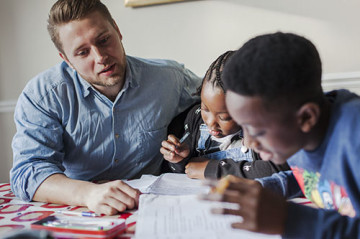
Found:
<box><xmin>223</xmin><ymin>32</ymin><xmax>323</xmax><ymax>109</ymax></box>
<box><xmin>47</xmin><ymin>0</ymin><xmax>116</xmax><ymax>54</ymax></box>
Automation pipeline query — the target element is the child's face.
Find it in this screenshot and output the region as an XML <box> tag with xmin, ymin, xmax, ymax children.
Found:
<box><xmin>200</xmin><ymin>81</ymin><xmax>241</xmax><ymax>138</ymax></box>
<box><xmin>225</xmin><ymin>90</ymin><xmax>304</xmax><ymax>165</ymax></box>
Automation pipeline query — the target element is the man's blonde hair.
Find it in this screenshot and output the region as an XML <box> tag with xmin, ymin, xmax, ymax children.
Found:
<box><xmin>47</xmin><ymin>0</ymin><xmax>116</xmax><ymax>54</ymax></box>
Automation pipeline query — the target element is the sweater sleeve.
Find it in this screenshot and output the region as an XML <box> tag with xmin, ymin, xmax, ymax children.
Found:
<box><xmin>283</xmin><ymin>202</ymin><xmax>360</xmax><ymax>239</ymax></box>
<box><xmin>256</xmin><ymin>170</ymin><xmax>303</xmax><ymax>198</ymax></box>
<box><xmin>204</xmin><ymin>155</ymin><xmax>290</xmax><ymax>179</ymax></box>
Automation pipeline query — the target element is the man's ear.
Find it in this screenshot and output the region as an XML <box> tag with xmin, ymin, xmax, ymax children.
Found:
<box><xmin>296</xmin><ymin>103</ymin><xmax>320</xmax><ymax>133</ymax></box>
<box><xmin>59</xmin><ymin>52</ymin><xmax>74</xmax><ymax>69</ymax></box>
<box><xmin>113</xmin><ymin>20</ymin><xmax>123</xmax><ymax>40</ymax></box>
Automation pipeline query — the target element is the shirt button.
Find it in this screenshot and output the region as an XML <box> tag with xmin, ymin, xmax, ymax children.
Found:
<box><xmin>115</xmin><ymin>134</ymin><xmax>119</xmax><ymax>139</ymax></box>
<box><xmin>115</xmin><ymin>159</ymin><xmax>119</xmax><ymax>163</ymax></box>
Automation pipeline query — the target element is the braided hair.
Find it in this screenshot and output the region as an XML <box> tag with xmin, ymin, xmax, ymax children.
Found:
<box><xmin>196</xmin><ymin>50</ymin><xmax>235</xmax><ymax>96</ymax></box>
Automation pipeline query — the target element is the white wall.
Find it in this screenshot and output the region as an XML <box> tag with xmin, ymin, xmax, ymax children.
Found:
<box><xmin>1</xmin><ymin>0</ymin><xmax>360</xmax><ymax>183</ymax></box>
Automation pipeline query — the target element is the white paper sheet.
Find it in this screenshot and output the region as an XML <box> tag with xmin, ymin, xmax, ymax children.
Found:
<box><xmin>135</xmin><ymin>194</ymin><xmax>281</xmax><ymax>239</ymax></box>
<box><xmin>145</xmin><ymin>173</ymin><xmax>209</xmax><ymax>195</ymax></box>
<box><xmin>125</xmin><ymin>174</ymin><xmax>158</xmax><ymax>192</ymax></box>
<box><xmin>125</xmin><ymin>173</ymin><xmax>210</xmax><ymax>195</ymax></box>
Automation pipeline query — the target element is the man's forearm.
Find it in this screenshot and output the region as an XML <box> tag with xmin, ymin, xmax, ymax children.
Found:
<box><xmin>32</xmin><ymin>173</ymin><xmax>140</xmax><ymax>215</ymax></box>
<box><xmin>33</xmin><ymin>173</ymin><xmax>94</xmax><ymax>206</ymax></box>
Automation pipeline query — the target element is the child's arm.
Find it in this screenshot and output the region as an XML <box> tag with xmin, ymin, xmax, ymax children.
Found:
<box><xmin>204</xmin><ymin>155</ymin><xmax>290</xmax><ymax>179</ymax></box>
<box><xmin>185</xmin><ymin>157</ymin><xmax>210</xmax><ymax>179</ymax></box>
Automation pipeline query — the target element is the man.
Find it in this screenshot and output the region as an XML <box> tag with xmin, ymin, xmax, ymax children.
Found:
<box><xmin>204</xmin><ymin>32</ymin><xmax>360</xmax><ymax>238</ymax></box>
<box><xmin>11</xmin><ymin>0</ymin><xmax>200</xmax><ymax>215</ymax></box>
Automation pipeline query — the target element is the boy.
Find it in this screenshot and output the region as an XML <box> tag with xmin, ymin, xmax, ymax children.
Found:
<box><xmin>204</xmin><ymin>32</ymin><xmax>360</xmax><ymax>238</ymax></box>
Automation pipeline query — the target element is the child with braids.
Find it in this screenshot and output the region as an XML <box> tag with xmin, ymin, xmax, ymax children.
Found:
<box><xmin>160</xmin><ymin>51</ymin><xmax>289</xmax><ymax>179</ymax></box>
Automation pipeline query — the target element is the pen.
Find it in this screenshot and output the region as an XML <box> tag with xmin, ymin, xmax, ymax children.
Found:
<box><xmin>179</xmin><ymin>132</ymin><xmax>190</xmax><ymax>144</ymax></box>
<box><xmin>56</xmin><ymin>210</ymin><xmax>100</xmax><ymax>217</ymax></box>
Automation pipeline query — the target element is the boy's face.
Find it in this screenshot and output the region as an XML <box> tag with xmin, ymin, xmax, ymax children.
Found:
<box><xmin>226</xmin><ymin>90</ymin><xmax>304</xmax><ymax>164</ymax></box>
<box><xmin>200</xmin><ymin>82</ymin><xmax>241</xmax><ymax>138</ymax></box>
<box><xmin>58</xmin><ymin>11</ymin><xmax>126</xmax><ymax>96</ymax></box>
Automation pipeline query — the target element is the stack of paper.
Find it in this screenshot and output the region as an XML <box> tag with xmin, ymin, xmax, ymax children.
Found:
<box><xmin>131</xmin><ymin>173</ymin><xmax>281</xmax><ymax>239</ymax></box>
<box><xmin>135</xmin><ymin>194</ymin><xmax>281</xmax><ymax>239</ymax></box>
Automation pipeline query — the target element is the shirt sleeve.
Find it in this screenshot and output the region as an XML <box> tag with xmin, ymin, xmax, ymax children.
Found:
<box><xmin>176</xmin><ymin>65</ymin><xmax>201</xmax><ymax>115</ymax></box>
<box><xmin>10</xmin><ymin>90</ymin><xmax>65</xmax><ymax>201</ymax></box>
<box><xmin>283</xmin><ymin>202</ymin><xmax>360</xmax><ymax>239</ymax></box>
<box><xmin>204</xmin><ymin>157</ymin><xmax>291</xmax><ymax>180</ymax></box>
<box><xmin>256</xmin><ymin>170</ymin><xmax>303</xmax><ymax>198</ymax></box>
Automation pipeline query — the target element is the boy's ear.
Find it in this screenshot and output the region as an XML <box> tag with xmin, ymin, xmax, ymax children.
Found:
<box><xmin>296</xmin><ymin>103</ymin><xmax>320</xmax><ymax>133</ymax></box>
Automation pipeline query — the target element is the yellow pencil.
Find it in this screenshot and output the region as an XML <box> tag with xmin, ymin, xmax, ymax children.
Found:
<box><xmin>212</xmin><ymin>175</ymin><xmax>231</xmax><ymax>194</ymax></box>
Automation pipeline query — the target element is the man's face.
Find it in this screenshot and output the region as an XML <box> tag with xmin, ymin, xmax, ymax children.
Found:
<box><xmin>58</xmin><ymin>11</ymin><xmax>126</xmax><ymax>96</ymax></box>
<box><xmin>226</xmin><ymin>90</ymin><xmax>304</xmax><ymax>164</ymax></box>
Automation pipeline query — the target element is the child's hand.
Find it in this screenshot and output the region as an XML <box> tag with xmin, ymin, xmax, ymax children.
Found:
<box><xmin>185</xmin><ymin>158</ymin><xmax>210</xmax><ymax>179</ymax></box>
<box><xmin>160</xmin><ymin>134</ymin><xmax>190</xmax><ymax>163</ymax></box>
<box><xmin>200</xmin><ymin>175</ymin><xmax>287</xmax><ymax>235</ymax></box>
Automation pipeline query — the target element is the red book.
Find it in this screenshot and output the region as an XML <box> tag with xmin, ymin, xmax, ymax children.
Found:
<box><xmin>31</xmin><ymin>215</ymin><xmax>126</xmax><ymax>238</ymax></box>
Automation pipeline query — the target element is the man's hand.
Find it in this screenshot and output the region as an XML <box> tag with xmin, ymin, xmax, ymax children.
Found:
<box><xmin>160</xmin><ymin>134</ymin><xmax>190</xmax><ymax>163</ymax></box>
<box><xmin>85</xmin><ymin>180</ymin><xmax>141</xmax><ymax>215</ymax></box>
<box><xmin>185</xmin><ymin>158</ymin><xmax>210</xmax><ymax>179</ymax></box>
<box><xmin>33</xmin><ymin>174</ymin><xmax>141</xmax><ymax>216</ymax></box>
<box><xmin>201</xmin><ymin>175</ymin><xmax>288</xmax><ymax>235</ymax></box>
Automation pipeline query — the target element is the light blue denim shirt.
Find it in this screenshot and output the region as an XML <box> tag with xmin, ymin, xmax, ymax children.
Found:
<box><xmin>11</xmin><ymin>55</ymin><xmax>200</xmax><ymax>201</ymax></box>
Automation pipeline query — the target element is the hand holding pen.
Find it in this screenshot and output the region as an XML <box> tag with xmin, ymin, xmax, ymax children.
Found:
<box><xmin>160</xmin><ymin>132</ymin><xmax>190</xmax><ymax>163</ymax></box>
